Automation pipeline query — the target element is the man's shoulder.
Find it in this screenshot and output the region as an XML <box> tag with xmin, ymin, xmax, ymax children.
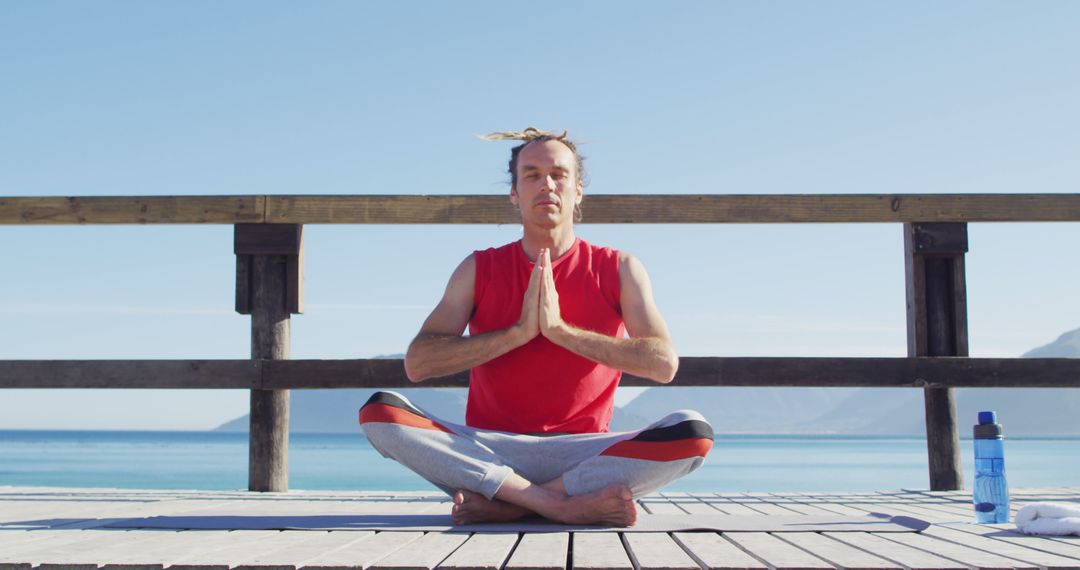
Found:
<box><xmin>577</xmin><ymin>239</ymin><xmax>625</xmax><ymax>269</ymax></box>
<box><xmin>475</xmin><ymin>240</ymin><xmax>521</xmax><ymax>258</ymax></box>
<box><xmin>577</xmin><ymin>238</ymin><xmax>620</xmax><ymax>256</ymax></box>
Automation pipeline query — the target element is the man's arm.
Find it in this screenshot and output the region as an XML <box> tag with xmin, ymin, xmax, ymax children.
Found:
<box><xmin>404</xmin><ymin>254</ymin><xmax>542</xmax><ymax>382</ymax></box>
<box><xmin>539</xmin><ymin>250</ymin><xmax>678</xmax><ymax>383</ymax></box>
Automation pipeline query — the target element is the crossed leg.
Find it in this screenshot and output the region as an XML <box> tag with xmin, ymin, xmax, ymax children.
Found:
<box><xmin>360</xmin><ymin>391</ymin><xmax>711</xmax><ymax>528</ymax></box>
<box><xmin>450</xmin><ymin>474</ymin><xmax>636</xmax><ymax>526</ymax></box>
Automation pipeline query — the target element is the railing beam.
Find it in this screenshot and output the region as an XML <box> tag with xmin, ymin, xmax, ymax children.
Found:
<box><xmin>4</xmin><ymin>194</ymin><xmax>1080</xmax><ymax>224</ymax></box>
<box><xmin>4</xmin><ymin>357</ymin><xmax>1080</xmax><ymax>388</ymax></box>
<box><xmin>905</xmin><ymin>222</ymin><xmax>968</xmax><ymax>491</ymax></box>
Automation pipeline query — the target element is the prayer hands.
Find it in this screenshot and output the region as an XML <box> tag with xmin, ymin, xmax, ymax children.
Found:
<box><xmin>516</xmin><ymin>248</ymin><xmax>566</xmax><ymax>345</ymax></box>
<box><xmin>516</xmin><ymin>253</ymin><xmax>542</xmax><ymax>342</ymax></box>
<box><xmin>537</xmin><ymin>248</ymin><xmax>566</xmax><ymax>338</ymax></box>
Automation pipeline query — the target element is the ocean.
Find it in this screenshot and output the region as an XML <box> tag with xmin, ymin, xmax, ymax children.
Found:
<box><xmin>1</xmin><ymin>430</ymin><xmax>1077</xmax><ymax>493</ymax></box>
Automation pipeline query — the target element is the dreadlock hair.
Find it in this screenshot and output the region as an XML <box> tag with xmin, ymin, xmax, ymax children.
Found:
<box><xmin>481</xmin><ymin>127</ymin><xmax>588</xmax><ymax>222</ymax></box>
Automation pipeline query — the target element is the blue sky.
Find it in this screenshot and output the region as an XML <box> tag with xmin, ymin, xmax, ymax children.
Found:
<box><xmin>2</xmin><ymin>1</ymin><xmax>1078</xmax><ymax>430</ymax></box>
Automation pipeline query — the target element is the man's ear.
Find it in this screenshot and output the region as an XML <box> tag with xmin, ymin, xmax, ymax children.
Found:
<box><xmin>510</xmin><ymin>185</ymin><xmax>519</xmax><ymax>206</ymax></box>
<box><xmin>575</xmin><ymin>179</ymin><xmax>583</xmax><ymax>204</ymax></box>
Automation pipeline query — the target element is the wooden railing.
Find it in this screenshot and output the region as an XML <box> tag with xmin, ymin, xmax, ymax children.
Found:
<box><xmin>3</xmin><ymin>194</ymin><xmax>1080</xmax><ymax>493</ymax></box>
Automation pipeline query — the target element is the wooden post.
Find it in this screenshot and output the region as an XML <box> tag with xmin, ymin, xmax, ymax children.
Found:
<box><xmin>235</xmin><ymin>224</ymin><xmax>304</xmax><ymax>492</ymax></box>
<box><xmin>904</xmin><ymin>222</ymin><xmax>968</xmax><ymax>491</ymax></box>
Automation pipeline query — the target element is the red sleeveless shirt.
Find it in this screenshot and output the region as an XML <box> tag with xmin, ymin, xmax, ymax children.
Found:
<box><xmin>467</xmin><ymin>239</ymin><xmax>625</xmax><ymax>434</ymax></box>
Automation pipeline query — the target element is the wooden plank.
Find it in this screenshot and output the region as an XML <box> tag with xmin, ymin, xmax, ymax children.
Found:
<box><xmin>783</xmin><ymin>495</ymin><xmax>877</xmax><ymax>517</ymax></box>
<box><xmin>919</xmin><ymin>525</ymin><xmax>1080</xmax><ymax>569</ymax></box>
<box><xmin>724</xmin><ymin>532</ymin><xmax>834</xmax><ymax>569</ymax></box>
<box><xmin>0</xmin><ymin>496</ymin><xmax>242</xmax><ymax>531</ymax></box>
<box><xmin>776</xmin><ymin>533</ymin><xmax>901</xmax><ymax>569</ymax></box>
<box><xmin>871</xmin><ymin>492</ymin><xmax>972</xmax><ymax>519</ymax></box>
<box><xmin>877</xmin><ymin>531</ymin><xmax>1038</xmax><ymax>570</ymax></box>
<box><xmin>0</xmin><ymin>500</ymin><xmax>96</xmax><ymax>523</ymax></box>
<box><xmin>834</xmin><ymin>499</ymin><xmax>963</xmax><ymax>524</ymax></box>
<box><xmin>264</xmin><ymin>195</ymin><xmax>516</xmax><ymax>225</ymax></box>
<box><xmin>623</xmin><ymin>533</ymin><xmax>700</xmax><ymax>570</ymax></box>
<box><xmin>368</xmin><ymin>532</ymin><xmax>469</xmax><ymax>570</ymax></box>
<box><xmin>766</xmin><ymin>494</ymin><xmax>852</xmax><ymax>516</ymax></box>
<box><xmin>275</xmin><ymin>356</ymin><xmax>1080</xmax><ymax>388</ymax></box>
<box><xmin>639</xmin><ymin>495</ymin><xmax>687</xmax><ymax>515</ymax></box>
<box><xmin>702</xmin><ymin>496</ymin><xmax>768</xmax><ymax>516</ymax></box>
<box><xmin>301</xmin><ymin>531</ymin><xmax>423</xmax><ymax>570</ymax></box>
<box><xmin>0</xmin><ymin>531</ymin><xmax>108</xmax><ymax>570</ymax></box>
<box><xmin>669</xmin><ymin>497</ymin><xmax>725</xmax><ymax>515</ymax></box>
<box><xmin>35</xmin><ymin>530</ymin><xmax>185</xmax><ymax>570</ymax></box>
<box><xmin>0</xmin><ymin>196</ymin><xmax>265</xmax><ymax>224</ymax></box>
<box><xmin>659</xmin><ymin>492</ymin><xmax>705</xmax><ymax>514</ymax></box>
<box><xmin>234</xmin><ymin>224</ymin><xmax>303</xmax><ymax>255</ymax></box>
<box><xmin>8</xmin><ymin>530</ymin><xmax>159</xmax><ymax>570</ymax></box>
<box><xmin>0</xmin><ymin>360</ymin><xmax>259</xmax><ymax>389</ymax></box>
<box><xmin>165</xmin><ymin>531</ymin><xmax>299</xmax><ymax>570</ymax></box>
<box><xmin>823</xmin><ymin>532</ymin><xmax>968</xmax><ymax>570</ymax></box>
<box><xmin>909</xmin><ymin>223</ymin><xmax>969</xmax><ymax>254</ymax></box>
<box><xmin>236</xmin><ymin>253</ymin><xmax>253</xmax><ymax>314</ymax></box>
<box><xmin>504</xmin><ymin>532</ymin><xmax>568</xmax><ymax>570</ymax></box>
<box><xmin>436</xmin><ymin>532</ymin><xmax>518</xmax><ymax>570</ymax></box>
<box><xmin>671</xmin><ymin>533</ymin><xmax>767</xmax><ymax>570</ymax></box>
<box><xmin>7</xmin><ymin>356</ymin><xmax>1080</xmax><ymax>389</ymax></box>
<box><xmin>97</xmin><ymin>530</ymin><xmax>237</xmax><ymax>570</ymax></box>
<box><xmin>939</xmin><ymin>523</ymin><xmax>1080</xmax><ymax>560</ymax></box>
<box><xmin>735</xmin><ymin>493</ymin><xmax>805</xmax><ymax>515</ymax></box>
<box><xmin>571</xmin><ymin>533</ymin><xmax>633</xmax><ymax>570</ymax></box>
<box><xmin>181</xmin><ymin>498</ymin><xmax>442</xmax><ymax>516</ymax></box>
<box><xmin>6</xmin><ymin>194</ymin><xmax>1080</xmax><ymax>225</ymax></box>
<box><xmin>228</xmin><ymin>531</ymin><xmax>376</xmax><ymax>570</ymax></box>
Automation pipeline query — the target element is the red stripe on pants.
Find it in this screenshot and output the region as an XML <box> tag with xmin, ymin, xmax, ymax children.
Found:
<box><xmin>359</xmin><ymin>403</ymin><xmax>452</xmax><ymax>433</ymax></box>
<box><xmin>599</xmin><ymin>437</ymin><xmax>713</xmax><ymax>461</ymax></box>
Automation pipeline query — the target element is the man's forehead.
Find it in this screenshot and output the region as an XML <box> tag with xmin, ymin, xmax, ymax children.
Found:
<box><xmin>518</xmin><ymin>140</ymin><xmax>575</xmax><ymax>170</ymax></box>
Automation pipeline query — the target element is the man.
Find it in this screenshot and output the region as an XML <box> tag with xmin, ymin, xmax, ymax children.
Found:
<box><xmin>359</xmin><ymin>128</ymin><xmax>712</xmax><ymax>527</ymax></box>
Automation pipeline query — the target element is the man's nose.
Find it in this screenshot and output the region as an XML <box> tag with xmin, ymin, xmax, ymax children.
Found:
<box><xmin>540</xmin><ymin>175</ymin><xmax>556</xmax><ymax>190</ymax></box>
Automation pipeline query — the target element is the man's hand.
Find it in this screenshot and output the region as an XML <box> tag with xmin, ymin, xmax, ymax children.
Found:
<box><xmin>538</xmin><ymin>248</ymin><xmax>567</xmax><ymax>341</ymax></box>
<box><xmin>514</xmin><ymin>252</ymin><xmax>542</xmax><ymax>344</ymax></box>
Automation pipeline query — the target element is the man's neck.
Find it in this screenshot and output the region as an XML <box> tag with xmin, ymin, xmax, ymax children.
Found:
<box><xmin>521</xmin><ymin>226</ymin><xmax>577</xmax><ymax>262</ymax></box>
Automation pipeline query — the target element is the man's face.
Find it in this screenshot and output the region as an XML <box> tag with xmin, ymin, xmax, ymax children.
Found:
<box><xmin>510</xmin><ymin>140</ymin><xmax>583</xmax><ymax>229</ymax></box>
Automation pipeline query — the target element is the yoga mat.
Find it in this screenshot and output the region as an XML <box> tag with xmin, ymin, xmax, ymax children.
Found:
<box><xmin>103</xmin><ymin>513</ymin><xmax>929</xmax><ymax>533</ymax></box>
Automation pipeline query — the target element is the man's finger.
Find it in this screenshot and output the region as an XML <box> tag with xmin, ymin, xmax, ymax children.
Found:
<box><xmin>544</xmin><ymin>251</ymin><xmax>556</xmax><ymax>292</ymax></box>
<box><xmin>527</xmin><ymin>254</ymin><xmax>542</xmax><ymax>290</ymax></box>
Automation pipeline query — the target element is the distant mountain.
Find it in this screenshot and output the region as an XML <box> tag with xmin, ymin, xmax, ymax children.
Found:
<box><xmin>1023</xmin><ymin>328</ymin><xmax>1080</xmax><ymax>357</ymax></box>
<box><xmin>846</xmin><ymin>387</ymin><xmax>1080</xmax><ymax>436</ymax></box>
<box><xmin>621</xmin><ymin>328</ymin><xmax>1080</xmax><ymax>436</ymax></box>
<box><xmin>217</xmin><ymin>387</ymin><xmax>652</xmax><ymax>433</ymax></box>
<box><xmin>215</xmin><ymin>388</ymin><xmax>467</xmax><ymax>433</ymax></box>
<box><xmin>620</xmin><ymin>387</ymin><xmax>861</xmax><ymax>434</ymax></box>
<box><xmin>216</xmin><ymin>331</ymin><xmax>1080</xmax><ymax>436</ymax></box>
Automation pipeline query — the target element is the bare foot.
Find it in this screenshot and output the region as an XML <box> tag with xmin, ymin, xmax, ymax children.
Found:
<box><xmin>451</xmin><ymin>489</ymin><xmax>532</xmax><ymax>525</ymax></box>
<box><xmin>552</xmin><ymin>484</ymin><xmax>637</xmax><ymax>527</ymax></box>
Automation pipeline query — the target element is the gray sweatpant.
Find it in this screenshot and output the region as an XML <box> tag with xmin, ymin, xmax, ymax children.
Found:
<box><xmin>359</xmin><ymin>391</ymin><xmax>714</xmax><ymax>500</ymax></box>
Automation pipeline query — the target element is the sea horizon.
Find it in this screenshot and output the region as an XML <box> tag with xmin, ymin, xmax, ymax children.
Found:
<box><xmin>3</xmin><ymin>429</ymin><xmax>1078</xmax><ymax>494</ymax></box>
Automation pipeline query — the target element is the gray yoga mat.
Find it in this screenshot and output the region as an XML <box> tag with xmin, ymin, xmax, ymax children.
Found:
<box><xmin>104</xmin><ymin>513</ymin><xmax>929</xmax><ymax>533</ymax></box>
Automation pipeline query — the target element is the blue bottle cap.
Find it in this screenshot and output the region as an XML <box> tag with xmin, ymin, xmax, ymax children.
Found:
<box><xmin>978</xmin><ymin>411</ymin><xmax>997</xmax><ymax>425</ymax></box>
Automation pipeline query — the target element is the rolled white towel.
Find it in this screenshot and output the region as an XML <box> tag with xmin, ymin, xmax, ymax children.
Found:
<box><xmin>1015</xmin><ymin>502</ymin><xmax>1080</xmax><ymax>536</ymax></box>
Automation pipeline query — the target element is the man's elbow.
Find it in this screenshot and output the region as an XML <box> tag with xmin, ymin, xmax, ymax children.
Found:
<box><xmin>658</xmin><ymin>355</ymin><xmax>679</xmax><ymax>384</ymax></box>
<box><xmin>651</xmin><ymin>348</ymin><xmax>679</xmax><ymax>384</ymax></box>
<box><xmin>403</xmin><ymin>363</ymin><xmax>425</xmax><ymax>383</ymax></box>
<box><xmin>403</xmin><ymin>348</ymin><xmax>427</xmax><ymax>383</ymax></box>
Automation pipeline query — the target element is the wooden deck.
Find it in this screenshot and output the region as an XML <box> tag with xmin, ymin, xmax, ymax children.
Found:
<box><xmin>2</xmin><ymin>486</ymin><xmax>1079</xmax><ymax>570</ymax></box>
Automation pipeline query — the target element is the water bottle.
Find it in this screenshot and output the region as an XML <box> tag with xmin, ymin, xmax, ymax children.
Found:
<box><xmin>973</xmin><ymin>411</ymin><xmax>1009</xmax><ymax>523</ymax></box>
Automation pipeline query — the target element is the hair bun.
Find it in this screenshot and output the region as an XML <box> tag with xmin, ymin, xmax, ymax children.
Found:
<box><xmin>480</xmin><ymin>127</ymin><xmax>569</xmax><ymax>142</ymax></box>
